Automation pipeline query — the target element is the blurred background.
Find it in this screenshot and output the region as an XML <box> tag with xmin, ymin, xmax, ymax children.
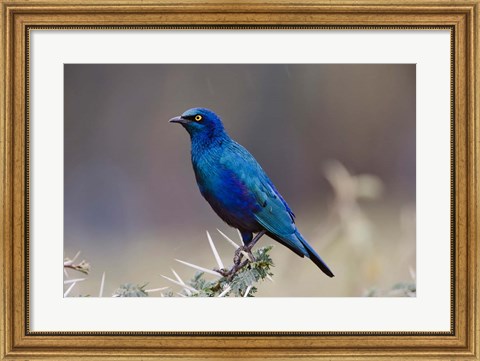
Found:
<box><xmin>64</xmin><ymin>64</ymin><xmax>416</xmax><ymax>297</ymax></box>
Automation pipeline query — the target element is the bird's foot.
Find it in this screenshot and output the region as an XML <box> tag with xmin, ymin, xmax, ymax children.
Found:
<box><xmin>214</xmin><ymin>265</ymin><xmax>240</xmax><ymax>280</ymax></box>
<box><xmin>214</xmin><ymin>248</ymin><xmax>256</xmax><ymax>280</ymax></box>
<box><xmin>216</xmin><ymin>234</ymin><xmax>266</xmax><ymax>280</ymax></box>
<box><xmin>234</xmin><ymin>245</ymin><xmax>256</xmax><ymax>265</ymax></box>
<box><xmin>214</xmin><ymin>268</ymin><xmax>232</xmax><ymax>278</ymax></box>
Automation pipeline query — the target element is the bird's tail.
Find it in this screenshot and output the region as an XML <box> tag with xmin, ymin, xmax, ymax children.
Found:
<box><xmin>296</xmin><ymin>232</ymin><xmax>334</xmax><ymax>278</ymax></box>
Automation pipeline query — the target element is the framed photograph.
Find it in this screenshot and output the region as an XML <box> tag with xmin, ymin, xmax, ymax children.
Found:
<box><xmin>1</xmin><ymin>0</ymin><xmax>478</xmax><ymax>359</ymax></box>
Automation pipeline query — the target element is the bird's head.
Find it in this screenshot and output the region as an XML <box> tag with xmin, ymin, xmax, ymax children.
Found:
<box><xmin>169</xmin><ymin>108</ymin><xmax>226</xmax><ymax>139</ymax></box>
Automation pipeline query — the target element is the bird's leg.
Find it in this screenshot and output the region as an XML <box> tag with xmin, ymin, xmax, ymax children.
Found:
<box><xmin>246</xmin><ymin>230</ymin><xmax>267</xmax><ymax>251</ymax></box>
<box><xmin>240</xmin><ymin>230</ymin><xmax>267</xmax><ymax>261</ymax></box>
<box><xmin>233</xmin><ymin>245</ymin><xmax>254</xmax><ymax>265</ymax></box>
<box><xmin>233</xmin><ymin>248</ymin><xmax>244</xmax><ymax>265</ymax></box>
<box><xmin>224</xmin><ymin>230</ymin><xmax>267</xmax><ymax>279</ymax></box>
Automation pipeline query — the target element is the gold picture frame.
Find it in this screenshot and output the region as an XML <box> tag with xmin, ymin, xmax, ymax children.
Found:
<box><xmin>1</xmin><ymin>0</ymin><xmax>478</xmax><ymax>359</ymax></box>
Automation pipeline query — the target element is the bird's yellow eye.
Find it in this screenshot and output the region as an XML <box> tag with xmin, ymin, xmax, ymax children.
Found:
<box><xmin>195</xmin><ymin>115</ymin><xmax>202</xmax><ymax>121</ymax></box>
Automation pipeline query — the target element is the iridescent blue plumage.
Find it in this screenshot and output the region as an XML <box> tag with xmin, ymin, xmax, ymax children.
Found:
<box><xmin>169</xmin><ymin>108</ymin><xmax>334</xmax><ymax>277</ymax></box>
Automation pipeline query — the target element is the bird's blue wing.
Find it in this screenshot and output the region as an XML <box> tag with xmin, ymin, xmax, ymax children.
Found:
<box><xmin>220</xmin><ymin>142</ymin><xmax>308</xmax><ymax>256</ymax></box>
<box><xmin>251</xmin><ymin>180</ymin><xmax>308</xmax><ymax>256</ymax></box>
<box><xmin>252</xmin><ymin>181</ymin><xmax>294</xmax><ymax>235</ymax></box>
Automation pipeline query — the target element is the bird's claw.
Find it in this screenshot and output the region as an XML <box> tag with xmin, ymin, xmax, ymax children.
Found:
<box><xmin>214</xmin><ymin>268</ymin><xmax>231</xmax><ymax>277</ymax></box>
<box><xmin>234</xmin><ymin>245</ymin><xmax>256</xmax><ymax>264</ymax></box>
<box><xmin>233</xmin><ymin>249</ymin><xmax>242</xmax><ymax>266</ymax></box>
<box><xmin>214</xmin><ymin>247</ymin><xmax>256</xmax><ymax>280</ymax></box>
<box><xmin>214</xmin><ymin>267</ymin><xmax>238</xmax><ymax>281</ymax></box>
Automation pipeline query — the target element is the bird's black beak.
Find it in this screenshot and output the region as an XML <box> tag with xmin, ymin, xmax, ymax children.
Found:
<box><xmin>169</xmin><ymin>116</ymin><xmax>187</xmax><ymax>124</ymax></box>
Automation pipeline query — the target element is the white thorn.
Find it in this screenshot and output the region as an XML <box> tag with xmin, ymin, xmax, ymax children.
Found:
<box><xmin>161</xmin><ymin>275</ymin><xmax>199</xmax><ymax>293</ymax></box>
<box><xmin>64</xmin><ymin>278</ymin><xmax>85</xmax><ymax>284</ymax></box>
<box><xmin>171</xmin><ymin>268</ymin><xmax>185</xmax><ymax>285</ymax></box>
<box><xmin>175</xmin><ymin>259</ymin><xmax>222</xmax><ymax>277</ymax></box>
<box><xmin>171</xmin><ymin>269</ymin><xmax>191</xmax><ymax>296</ymax></box>
<box><xmin>71</xmin><ymin>251</ymin><xmax>81</xmax><ymax>262</ymax></box>
<box><xmin>63</xmin><ymin>268</ymin><xmax>69</xmax><ymax>278</ymax></box>
<box><xmin>217</xmin><ymin>229</ymin><xmax>240</xmax><ymax>249</ymax></box>
<box><xmin>241</xmin><ymin>251</ymin><xmax>254</xmax><ymax>261</ymax></box>
<box><xmin>243</xmin><ymin>285</ymin><xmax>253</xmax><ymax>297</ymax></box>
<box><xmin>207</xmin><ymin>231</ymin><xmax>224</xmax><ymax>269</ymax></box>
<box><xmin>64</xmin><ymin>282</ymin><xmax>76</xmax><ymax>297</ymax></box>
<box><xmin>409</xmin><ymin>266</ymin><xmax>416</xmax><ymax>280</ymax></box>
<box><xmin>266</xmin><ymin>274</ymin><xmax>274</xmax><ymax>282</ymax></box>
<box><xmin>176</xmin><ymin>292</ymin><xmax>187</xmax><ymax>297</ymax></box>
<box><xmin>217</xmin><ymin>285</ymin><xmax>231</xmax><ymax>297</ymax></box>
<box><xmin>237</xmin><ymin>229</ymin><xmax>245</xmax><ymax>245</ymax></box>
<box><xmin>99</xmin><ymin>272</ymin><xmax>105</xmax><ymax>297</ymax></box>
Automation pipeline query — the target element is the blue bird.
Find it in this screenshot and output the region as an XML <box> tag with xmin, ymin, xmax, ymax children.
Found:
<box><xmin>169</xmin><ymin>108</ymin><xmax>334</xmax><ymax>277</ymax></box>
